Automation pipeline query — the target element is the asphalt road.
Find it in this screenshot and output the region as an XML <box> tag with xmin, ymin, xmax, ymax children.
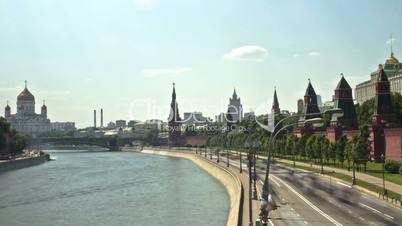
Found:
<box><xmin>211</xmin><ymin>151</ymin><xmax>402</xmax><ymax>226</ymax></box>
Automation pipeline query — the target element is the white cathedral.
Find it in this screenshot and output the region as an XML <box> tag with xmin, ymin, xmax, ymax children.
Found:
<box><xmin>4</xmin><ymin>82</ymin><xmax>51</xmax><ymax>137</ymax></box>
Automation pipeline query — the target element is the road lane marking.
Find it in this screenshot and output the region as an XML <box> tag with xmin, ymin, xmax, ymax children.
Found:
<box><xmin>270</xmin><ymin>176</ymin><xmax>282</xmax><ymax>187</ymax></box>
<box><xmin>268</xmin><ymin>218</ymin><xmax>275</xmax><ymax>226</ymax></box>
<box><xmin>384</xmin><ymin>214</ymin><xmax>394</xmax><ymax>220</ymax></box>
<box><xmin>336</xmin><ymin>181</ymin><xmax>352</xmax><ymax>188</ymax></box>
<box><xmin>359</xmin><ymin>202</ymin><xmax>395</xmax><ymax>220</ymax></box>
<box><xmin>272</xmin><ymin>175</ymin><xmax>343</xmax><ymax>226</ymax></box>
<box><xmin>359</xmin><ymin>203</ymin><xmax>381</xmax><ymax>214</ymax></box>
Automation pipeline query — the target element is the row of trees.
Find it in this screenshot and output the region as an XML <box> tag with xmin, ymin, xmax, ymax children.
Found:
<box><xmin>206</xmin><ymin>118</ymin><xmax>373</xmax><ymax>171</ymax></box>
<box><xmin>275</xmin><ymin>125</ymin><xmax>372</xmax><ymax>171</ymax></box>
<box><xmin>0</xmin><ymin>117</ymin><xmax>26</xmax><ymax>156</ymax></box>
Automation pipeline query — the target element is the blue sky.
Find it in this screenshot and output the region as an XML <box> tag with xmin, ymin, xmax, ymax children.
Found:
<box><xmin>0</xmin><ymin>0</ymin><xmax>401</xmax><ymax>127</ymax></box>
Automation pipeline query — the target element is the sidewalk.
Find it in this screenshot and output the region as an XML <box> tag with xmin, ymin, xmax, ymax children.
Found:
<box><xmin>273</xmin><ymin>158</ymin><xmax>402</xmax><ymax>194</ymax></box>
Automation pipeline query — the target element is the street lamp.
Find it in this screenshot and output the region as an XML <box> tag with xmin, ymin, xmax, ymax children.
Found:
<box><xmin>381</xmin><ymin>153</ymin><xmax>386</xmax><ymax>195</ymax></box>
<box><xmin>227</xmin><ymin>149</ymin><xmax>230</xmax><ymax>167</ymax></box>
<box><xmin>247</xmin><ymin>147</ymin><xmax>253</xmax><ymax>226</ymax></box>
<box><xmin>252</xmin><ymin>141</ymin><xmax>261</xmax><ymax>200</ymax></box>
<box><xmin>210</xmin><ymin>147</ymin><xmax>212</xmax><ymax>160</ymax></box>
<box><xmin>258</xmin><ymin>115</ymin><xmax>327</xmax><ymax>226</ymax></box>
<box><xmin>239</xmin><ymin>151</ymin><xmax>243</xmax><ymax>173</ymax></box>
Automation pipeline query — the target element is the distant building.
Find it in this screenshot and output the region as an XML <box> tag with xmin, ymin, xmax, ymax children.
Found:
<box><xmin>4</xmin><ymin>82</ymin><xmax>51</xmax><ymax>137</ymax></box>
<box><xmin>244</xmin><ymin>112</ymin><xmax>256</xmax><ymax>120</ymax></box>
<box><xmin>355</xmin><ymin>50</ymin><xmax>402</xmax><ymax>104</ymax></box>
<box><xmin>115</xmin><ymin>120</ymin><xmax>127</xmax><ymax>128</ymax></box>
<box><xmin>227</xmin><ymin>88</ymin><xmax>243</xmax><ymax>122</ymax></box>
<box><xmin>127</xmin><ymin>120</ymin><xmax>139</xmax><ymax>128</ymax></box>
<box><xmin>215</xmin><ymin>113</ymin><xmax>226</xmax><ymax>123</ymax></box>
<box><xmin>183</xmin><ymin>112</ymin><xmax>209</xmax><ymax>125</ymax></box>
<box><xmin>51</xmin><ymin>122</ymin><xmax>76</xmax><ymax>131</ymax></box>
<box><xmin>297</xmin><ymin>99</ymin><xmax>304</xmax><ymax>114</ymax></box>
<box><xmin>316</xmin><ymin>94</ymin><xmax>322</xmax><ymax>107</ymax></box>
<box><xmin>107</xmin><ymin>121</ymin><xmax>116</xmax><ymax>129</ymax></box>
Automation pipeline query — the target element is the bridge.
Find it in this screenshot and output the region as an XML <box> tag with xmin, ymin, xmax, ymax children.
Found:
<box><xmin>28</xmin><ymin>137</ymin><xmax>141</xmax><ymax>151</ymax></box>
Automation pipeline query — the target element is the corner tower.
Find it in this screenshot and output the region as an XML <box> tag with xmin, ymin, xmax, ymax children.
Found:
<box><xmin>168</xmin><ymin>83</ymin><xmax>182</xmax><ymax>146</ymax></box>
<box><xmin>332</xmin><ymin>74</ymin><xmax>358</xmax><ymax>129</ymax></box>
<box><xmin>373</xmin><ymin>65</ymin><xmax>395</xmax><ymax>124</ymax></box>
<box><xmin>302</xmin><ymin>79</ymin><xmax>321</xmax><ymax>120</ymax></box>
<box><xmin>271</xmin><ymin>87</ymin><xmax>280</xmax><ymax>114</ymax></box>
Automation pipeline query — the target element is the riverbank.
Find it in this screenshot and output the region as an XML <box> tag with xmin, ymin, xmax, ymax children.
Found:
<box><xmin>123</xmin><ymin>147</ymin><xmax>243</xmax><ymax>226</ymax></box>
<box><xmin>0</xmin><ymin>153</ymin><xmax>50</xmax><ymax>173</ymax></box>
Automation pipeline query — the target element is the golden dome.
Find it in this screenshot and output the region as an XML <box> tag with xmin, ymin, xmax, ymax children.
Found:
<box><xmin>17</xmin><ymin>87</ymin><xmax>35</xmax><ymax>101</ymax></box>
<box><xmin>386</xmin><ymin>52</ymin><xmax>399</xmax><ymax>64</ymax></box>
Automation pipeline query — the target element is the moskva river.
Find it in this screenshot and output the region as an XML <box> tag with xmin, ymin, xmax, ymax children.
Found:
<box><xmin>0</xmin><ymin>150</ymin><xmax>229</xmax><ymax>226</ymax></box>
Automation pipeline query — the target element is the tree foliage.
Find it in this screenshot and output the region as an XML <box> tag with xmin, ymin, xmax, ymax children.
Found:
<box><xmin>0</xmin><ymin>117</ymin><xmax>26</xmax><ymax>156</ymax></box>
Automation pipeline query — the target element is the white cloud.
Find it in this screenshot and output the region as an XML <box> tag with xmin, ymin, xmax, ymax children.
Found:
<box><xmin>293</xmin><ymin>53</ymin><xmax>300</xmax><ymax>58</ymax></box>
<box><xmin>143</xmin><ymin>67</ymin><xmax>190</xmax><ymax>77</ymax></box>
<box><xmin>386</xmin><ymin>37</ymin><xmax>397</xmax><ymax>45</ymax></box>
<box><xmin>134</xmin><ymin>0</ymin><xmax>157</xmax><ymax>10</ymax></box>
<box><xmin>308</xmin><ymin>52</ymin><xmax>321</xmax><ymax>57</ymax></box>
<box><xmin>224</xmin><ymin>46</ymin><xmax>268</xmax><ymax>61</ymax></box>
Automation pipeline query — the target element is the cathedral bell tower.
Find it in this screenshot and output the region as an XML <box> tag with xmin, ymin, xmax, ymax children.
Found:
<box><xmin>41</xmin><ymin>100</ymin><xmax>47</xmax><ymax>118</ymax></box>
<box><xmin>5</xmin><ymin>101</ymin><xmax>11</xmax><ymax>118</ymax></box>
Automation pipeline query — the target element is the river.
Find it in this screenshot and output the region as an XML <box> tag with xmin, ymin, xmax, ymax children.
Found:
<box><xmin>0</xmin><ymin>150</ymin><xmax>229</xmax><ymax>226</ymax></box>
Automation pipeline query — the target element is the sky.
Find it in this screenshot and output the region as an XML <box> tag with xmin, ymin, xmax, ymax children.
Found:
<box><xmin>0</xmin><ymin>0</ymin><xmax>401</xmax><ymax>128</ymax></box>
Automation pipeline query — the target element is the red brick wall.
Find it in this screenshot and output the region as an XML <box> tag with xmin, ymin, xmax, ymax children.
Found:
<box><xmin>180</xmin><ymin>136</ymin><xmax>209</xmax><ymax>146</ymax></box>
<box><xmin>384</xmin><ymin>128</ymin><xmax>402</xmax><ymax>161</ymax></box>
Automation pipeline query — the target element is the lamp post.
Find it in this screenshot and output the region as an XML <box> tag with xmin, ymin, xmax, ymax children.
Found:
<box><xmin>292</xmin><ymin>138</ymin><xmax>296</xmax><ymax>171</ymax></box>
<box><xmin>252</xmin><ymin>141</ymin><xmax>261</xmax><ymax>200</ymax></box>
<box><xmin>227</xmin><ymin>149</ymin><xmax>230</xmax><ymax>167</ymax></box>
<box><xmin>257</xmin><ymin>108</ymin><xmax>343</xmax><ymax>225</ymax></box>
<box><xmin>239</xmin><ymin>151</ymin><xmax>243</xmax><ymax>173</ymax></box>
<box><xmin>247</xmin><ymin>145</ymin><xmax>253</xmax><ymax>226</ymax></box>
<box><xmin>210</xmin><ymin>147</ymin><xmax>212</xmax><ymax>160</ymax></box>
<box><xmin>352</xmin><ymin>143</ymin><xmax>356</xmax><ymax>185</ymax></box>
<box><xmin>381</xmin><ymin>153</ymin><xmax>386</xmax><ymax>195</ymax></box>
<box><xmin>320</xmin><ymin>136</ymin><xmax>324</xmax><ymax>174</ymax></box>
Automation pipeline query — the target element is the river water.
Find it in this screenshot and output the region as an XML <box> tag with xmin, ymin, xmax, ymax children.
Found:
<box><xmin>0</xmin><ymin>150</ymin><xmax>229</xmax><ymax>226</ymax></box>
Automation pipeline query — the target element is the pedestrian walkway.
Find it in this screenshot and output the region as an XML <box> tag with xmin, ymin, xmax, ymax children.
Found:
<box><xmin>273</xmin><ymin>158</ymin><xmax>402</xmax><ymax>194</ymax></box>
<box><xmin>198</xmin><ymin>152</ymin><xmax>281</xmax><ymax>226</ymax></box>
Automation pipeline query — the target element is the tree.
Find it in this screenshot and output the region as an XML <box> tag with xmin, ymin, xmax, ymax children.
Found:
<box><xmin>336</xmin><ymin>136</ymin><xmax>347</xmax><ymax>168</ymax></box>
<box><xmin>329</xmin><ymin>142</ymin><xmax>337</xmax><ymax>166</ymax></box>
<box><xmin>306</xmin><ymin>135</ymin><xmax>316</xmax><ymax>166</ymax></box>
<box><xmin>345</xmin><ymin>139</ymin><xmax>353</xmax><ymax>171</ymax></box>
<box><xmin>0</xmin><ymin>117</ymin><xmax>26</xmax><ymax>156</ymax></box>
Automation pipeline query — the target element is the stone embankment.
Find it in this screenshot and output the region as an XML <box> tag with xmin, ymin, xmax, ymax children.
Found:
<box><xmin>125</xmin><ymin>148</ymin><xmax>243</xmax><ymax>226</ymax></box>
<box><xmin>0</xmin><ymin>153</ymin><xmax>50</xmax><ymax>172</ymax></box>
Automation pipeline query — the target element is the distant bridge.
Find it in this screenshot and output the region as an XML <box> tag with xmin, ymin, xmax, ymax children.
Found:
<box><xmin>28</xmin><ymin>137</ymin><xmax>141</xmax><ymax>151</ymax></box>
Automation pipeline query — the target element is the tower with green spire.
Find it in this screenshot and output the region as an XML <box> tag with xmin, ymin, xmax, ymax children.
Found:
<box><xmin>271</xmin><ymin>87</ymin><xmax>280</xmax><ymax>114</ymax></box>
<box><xmin>373</xmin><ymin>64</ymin><xmax>395</xmax><ymax>125</ymax></box>
<box><xmin>332</xmin><ymin>74</ymin><xmax>358</xmax><ymax>129</ymax></box>
<box><xmin>168</xmin><ymin>83</ymin><xmax>182</xmax><ymax>146</ymax></box>
<box><xmin>302</xmin><ymin>79</ymin><xmax>321</xmax><ymax>120</ymax></box>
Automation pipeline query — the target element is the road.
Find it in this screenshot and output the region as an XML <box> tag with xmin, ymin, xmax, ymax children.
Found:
<box><xmin>209</xmin><ymin>151</ymin><xmax>402</xmax><ymax>226</ymax></box>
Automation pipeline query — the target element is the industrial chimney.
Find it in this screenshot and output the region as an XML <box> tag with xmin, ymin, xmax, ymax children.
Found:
<box><xmin>94</xmin><ymin>110</ymin><xmax>97</xmax><ymax>129</ymax></box>
<box><xmin>101</xmin><ymin>108</ymin><xmax>104</xmax><ymax>128</ymax></box>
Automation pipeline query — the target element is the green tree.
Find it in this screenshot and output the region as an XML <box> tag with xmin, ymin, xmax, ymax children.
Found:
<box><xmin>336</xmin><ymin>136</ymin><xmax>347</xmax><ymax>168</ymax></box>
